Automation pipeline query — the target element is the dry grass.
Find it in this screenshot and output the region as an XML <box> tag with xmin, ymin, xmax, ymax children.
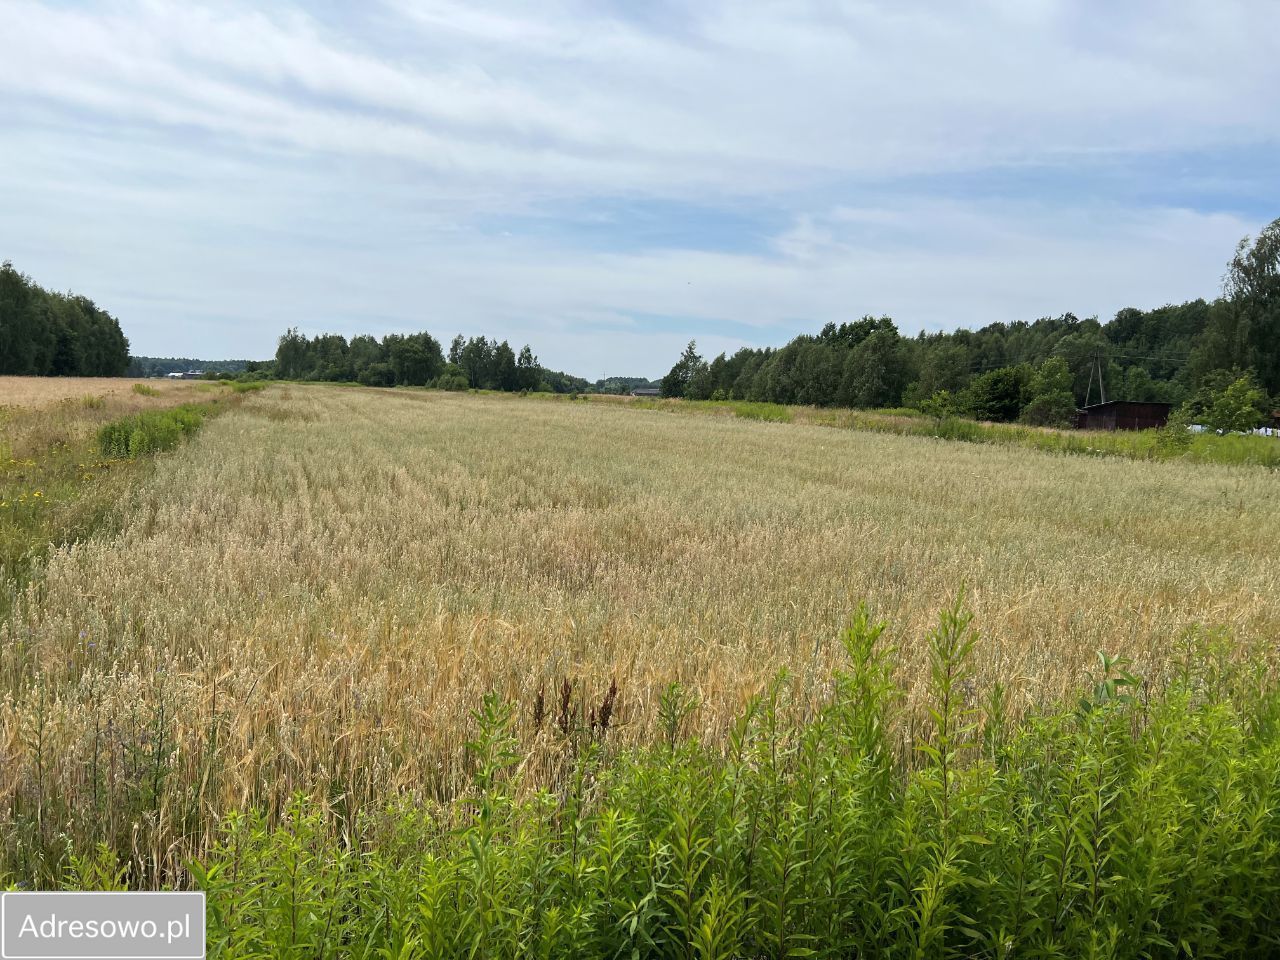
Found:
<box><xmin>0</xmin><ymin>377</ymin><xmax>211</xmax><ymax>463</ymax></box>
<box><xmin>1</xmin><ymin>384</ymin><xmax>1277</xmax><ymax>877</ymax></box>
<box><xmin>0</xmin><ymin>376</ymin><xmax>197</xmax><ymax>411</ymax></box>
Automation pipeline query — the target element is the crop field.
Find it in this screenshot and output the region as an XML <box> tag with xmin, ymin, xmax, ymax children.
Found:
<box><xmin>595</xmin><ymin>393</ymin><xmax>1280</xmax><ymax>468</ymax></box>
<box><xmin>2</xmin><ymin>382</ymin><xmax>1279</xmax><ymax>955</ymax></box>
<box><xmin>0</xmin><ymin>375</ymin><xmax>196</xmax><ymax>410</ymax></box>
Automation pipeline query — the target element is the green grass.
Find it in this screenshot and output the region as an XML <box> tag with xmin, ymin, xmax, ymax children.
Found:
<box><xmin>224</xmin><ymin>379</ymin><xmax>267</xmax><ymax>393</ymax></box>
<box><xmin>901</xmin><ymin>415</ymin><xmax>1280</xmax><ymax>468</ymax></box>
<box><xmin>629</xmin><ymin>397</ymin><xmax>794</xmax><ymax>422</ymax></box>
<box><xmin>618</xmin><ymin>398</ymin><xmax>1280</xmax><ymax>469</ymax></box>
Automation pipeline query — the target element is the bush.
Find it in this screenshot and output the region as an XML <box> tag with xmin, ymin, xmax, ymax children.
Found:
<box><xmin>356</xmin><ymin>363</ymin><xmax>396</xmax><ymax>387</ymax></box>
<box><xmin>97</xmin><ymin>405</ymin><xmax>205</xmax><ymax>458</ymax></box>
<box><xmin>1177</xmin><ymin>371</ymin><xmax>1270</xmax><ymax>433</ymax></box>
<box><xmin>920</xmin><ymin>389</ymin><xmax>961</xmax><ymax>421</ymax></box>
<box><xmin>965</xmin><ymin>364</ymin><xmax>1032</xmax><ymax>422</ymax></box>
<box><xmin>1205</xmin><ymin>377</ymin><xmax>1269</xmax><ymax>433</ymax></box>
<box><xmin>435</xmin><ymin>372</ymin><xmax>469</xmax><ymax>392</ymax></box>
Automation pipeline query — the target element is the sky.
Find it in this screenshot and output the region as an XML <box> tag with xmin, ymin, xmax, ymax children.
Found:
<box><xmin>1</xmin><ymin>1</ymin><xmax>1277</xmax><ymax>379</ymax></box>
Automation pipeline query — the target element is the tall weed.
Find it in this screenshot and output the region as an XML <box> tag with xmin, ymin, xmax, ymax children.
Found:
<box><xmin>148</xmin><ymin>607</ymin><xmax>1280</xmax><ymax>957</ymax></box>
<box><xmin>97</xmin><ymin>405</ymin><xmax>205</xmax><ymax>459</ymax></box>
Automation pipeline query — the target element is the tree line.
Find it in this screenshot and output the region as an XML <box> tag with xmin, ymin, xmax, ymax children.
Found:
<box><xmin>661</xmin><ymin>217</ymin><xmax>1280</xmax><ymax>428</ymax></box>
<box><xmin>267</xmin><ymin>328</ymin><xmax>590</xmax><ymax>394</ymax></box>
<box><xmin>0</xmin><ymin>261</ymin><xmax>130</xmax><ymax>377</ymax></box>
<box><xmin>127</xmin><ymin>357</ymin><xmax>250</xmax><ymax>378</ymax></box>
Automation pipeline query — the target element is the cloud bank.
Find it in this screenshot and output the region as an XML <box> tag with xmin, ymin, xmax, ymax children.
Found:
<box><xmin>1</xmin><ymin>0</ymin><xmax>1276</xmax><ymax>376</ymax></box>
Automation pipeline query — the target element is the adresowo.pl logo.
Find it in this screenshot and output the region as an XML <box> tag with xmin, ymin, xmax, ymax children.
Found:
<box><xmin>1</xmin><ymin>892</ymin><xmax>204</xmax><ymax>959</ymax></box>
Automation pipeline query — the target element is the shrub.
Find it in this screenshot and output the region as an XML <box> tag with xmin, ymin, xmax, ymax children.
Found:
<box><xmin>435</xmin><ymin>372</ymin><xmax>469</xmax><ymax>391</ymax></box>
<box><xmin>1177</xmin><ymin>371</ymin><xmax>1270</xmax><ymax>433</ymax></box>
<box><xmin>920</xmin><ymin>389</ymin><xmax>961</xmax><ymax>421</ymax></box>
<box><xmin>964</xmin><ymin>364</ymin><xmax>1032</xmax><ymax>422</ymax></box>
<box><xmin>1205</xmin><ymin>377</ymin><xmax>1269</xmax><ymax>433</ymax></box>
<box><xmin>356</xmin><ymin>363</ymin><xmax>396</xmax><ymax>388</ymax></box>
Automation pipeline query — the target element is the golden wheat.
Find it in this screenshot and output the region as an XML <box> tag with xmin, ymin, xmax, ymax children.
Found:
<box><xmin>1</xmin><ymin>383</ymin><xmax>1276</xmax><ymax>872</ymax></box>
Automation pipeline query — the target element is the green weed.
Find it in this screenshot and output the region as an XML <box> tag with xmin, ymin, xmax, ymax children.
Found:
<box><xmin>101</xmin><ymin>606</ymin><xmax>1280</xmax><ymax>957</ymax></box>
<box><xmin>97</xmin><ymin>406</ymin><xmax>205</xmax><ymax>459</ymax></box>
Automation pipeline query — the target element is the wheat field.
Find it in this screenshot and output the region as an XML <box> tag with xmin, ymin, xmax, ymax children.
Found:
<box><xmin>1</xmin><ymin>383</ymin><xmax>1277</xmax><ymax>875</ymax></box>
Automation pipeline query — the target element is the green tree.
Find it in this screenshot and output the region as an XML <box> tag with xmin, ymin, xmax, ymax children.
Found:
<box><xmin>1202</xmin><ymin>376</ymin><xmax>1269</xmax><ymax>433</ymax></box>
<box><xmin>275</xmin><ymin>328</ymin><xmax>309</xmax><ymax>379</ymax></box>
<box><xmin>516</xmin><ymin>346</ymin><xmax>541</xmax><ymax>391</ymax></box>
<box><xmin>964</xmin><ymin>364</ymin><xmax>1032</xmax><ymax>422</ymax></box>
<box><xmin>1226</xmin><ymin>217</ymin><xmax>1280</xmax><ymax>395</ymax></box>
<box><xmin>905</xmin><ymin>343</ymin><xmax>970</xmax><ymax>406</ymax></box>
<box><xmin>458</xmin><ymin>337</ymin><xmax>496</xmax><ymax>389</ymax></box>
<box><xmin>1019</xmin><ymin>357</ymin><xmax>1077</xmax><ymax>427</ymax></box>
<box><xmin>0</xmin><ymin>263</ymin><xmax>128</xmax><ymax>376</ymax></box>
<box><xmin>388</xmin><ymin>333</ymin><xmax>444</xmax><ymax>386</ymax></box>
<box><xmin>493</xmin><ymin>341</ymin><xmax>518</xmax><ymax>391</ymax></box>
<box><xmin>660</xmin><ymin>341</ymin><xmax>705</xmax><ymax>398</ymax></box>
<box><xmin>838</xmin><ymin>320</ymin><xmax>909</xmax><ymax>408</ymax></box>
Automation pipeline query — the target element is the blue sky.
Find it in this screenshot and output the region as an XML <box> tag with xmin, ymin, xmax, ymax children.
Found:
<box><xmin>1</xmin><ymin>0</ymin><xmax>1277</xmax><ymax>378</ymax></box>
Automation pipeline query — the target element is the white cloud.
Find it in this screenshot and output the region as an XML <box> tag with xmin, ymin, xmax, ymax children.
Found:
<box><xmin>4</xmin><ymin>0</ymin><xmax>1278</xmax><ymax>190</ymax></box>
<box><xmin>0</xmin><ymin>0</ymin><xmax>1276</xmax><ymax>376</ymax></box>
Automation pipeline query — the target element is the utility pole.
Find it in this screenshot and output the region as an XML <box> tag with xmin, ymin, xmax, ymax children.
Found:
<box><xmin>1082</xmin><ymin>352</ymin><xmax>1108</xmax><ymax>407</ymax></box>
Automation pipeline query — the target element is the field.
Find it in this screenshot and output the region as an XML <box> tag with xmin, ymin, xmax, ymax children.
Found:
<box><xmin>0</xmin><ymin>376</ymin><xmax>228</xmax><ymax>607</ymax></box>
<box><xmin>599</xmin><ymin>394</ymin><xmax>1280</xmax><ymax>468</ymax></box>
<box><xmin>2</xmin><ymin>382</ymin><xmax>1279</xmax><ymax>955</ymax></box>
<box><xmin>0</xmin><ymin>375</ymin><xmax>197</xmax><ymax>411</ymax></box>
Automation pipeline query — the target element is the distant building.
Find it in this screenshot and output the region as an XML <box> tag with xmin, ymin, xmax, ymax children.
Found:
<box><xmin>1075</xmin><ymin>400</ymin><xmax>1172</xmax><ymax>431</ymax></box>
<box><xmin>630</xmin><ymin>387</ymin><xmax>661</xmax><ymax>397</ymax></box>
